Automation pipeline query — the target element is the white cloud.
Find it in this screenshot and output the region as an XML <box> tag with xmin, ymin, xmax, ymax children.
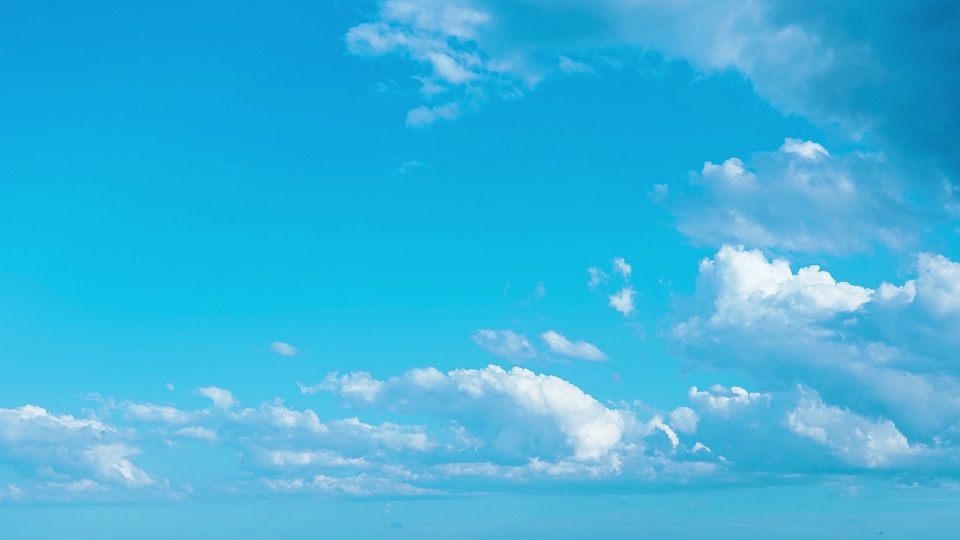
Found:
<box><xmin>345</xmin><ymin>1</ymin><xmax>960</xmax><ymax>188</ymax></box>
<box><xmin>689</xmin><ymin>385</ymin><xmax>771</xmax><ymax>416</ymax></box>
<box><xmin>124</xmin><ymin>403</ymin><xmax>193</xmax><ymax>425</ymax></box>
<box><xmin>689</xmin><ymin>245</ymin><xmax>873</xmax><ymax>327</ymax></box>
<box><xmin>315</xmin><ymin>364</ymin><xmax>630</xmax><ymax>462</ymax></box>
<box><xmin>780</xmin><ymin>138</ymin><xmax>828</xmax><ymax>160</ymax></box>
<box><xmin>587</xmin><ymin>267</ymin><xmax>608</xmax><ymax>289</ymax></box>
<box><xmin>787</xmin><ymin>389</ymin><xmax>920</xmax><ymax>468</ymax></box>
<box><xmin>405</xmin><ymin>101</ymin><xmax>461</xmax><ymax>128</ymax></box>
<box><xmin>668</xmin><ymin>407</ymin><xmax>699</xmax><ymax>435</ymax></box>
<box><xmin>916</xmin><ymin>252</ymin><xmax>960</xmax><ymax>317</ymax></box>
<box><xmin>299</xmin><ymin>372</ymin><xmax>384</xmax><ymax>402</ymax></box>
<box><xmin>196</xmin><ymin>387</ymin><xmax>237</xmax><ymax>411</ymax></box>
<box><xmin>271</xmin><ymin>341</ymin><xmax>298</xmax><ymax>357</ymax></box>
<box><xmin>608</xmin><ymin>286</ymin><xmax>636</xmax><ymax>316</ymax></box>
<box><xmin>0</xmin><ymin>405</ymin><xmax>154</xmax><ymax>489</ymax></box>
<box><xmin>540</xmin><ymin>330</ymin><xmax>607</xmax><ymax>361</ymax></box>
<box><xmin>612</xmin><ymin>257</ymin><xmax>632</xmax><ymax>279</ymax></box>
<box><xmin>471</xmin><ymin>329</ymin><xmax>537</xmax><ymax>360</ymax></box>
<box><xmin>558</xmin><ymin>55</ymin><xmax>594</xmax><ymax>74</ymax></box>
<box><xmin>172</xmin><ymin>426</ymin><xmax>218</xmax><ymax>441</ymax></box>
<box><xmin>664</xmin><ymin>141</ymin><xmax>921</xmax><ymax>254</ymax></box>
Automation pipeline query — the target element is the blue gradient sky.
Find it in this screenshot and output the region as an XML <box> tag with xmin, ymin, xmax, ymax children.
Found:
<box><xmin>1</xmin><ymin>1</ymin><xmax>959</xmax><ymax>537</ymax></box>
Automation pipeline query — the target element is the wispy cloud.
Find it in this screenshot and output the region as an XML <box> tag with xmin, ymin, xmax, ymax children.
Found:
<box><xmin>540</xmin><ymin>330</ymin><xmax>607</xmax><ymax>361</ymax></box>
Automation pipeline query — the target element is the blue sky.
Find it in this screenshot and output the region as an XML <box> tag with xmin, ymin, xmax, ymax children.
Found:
<box><xmin>1</xmin><ymin>1</ymin><xmax>959</xmax><ymax>537</ymax></box>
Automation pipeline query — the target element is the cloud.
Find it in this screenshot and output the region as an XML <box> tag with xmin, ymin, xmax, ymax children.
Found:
<box><xmin>471</xmin><ymin>329</ymin><xmax>537</xmax><ymax>360</ymax></box>
<box><xmin>608</xmin><ymin>286</ymin><xmax>636</xmax><ymax>316</ymax></box>
<box><xmin>662</xmin><ymin>140</ymin><xmax>926</xmax><ymax>254</ymax></box>
<box><xmin>673</xmin><ymin>246</ymin><xmax>960</xmax><ymax>447</ymax></box>
<box><xmin>0</xmin><ymin>405</ymin><xmax>154</xmax><ymax>492</ymax></box>
<box><xmin>787</xmin><ymin>388</ymin><xmax>921</xmax><ymax>468</ymax></box>
<box><xmin>668</xmin><ymin>407</ymin><xmax>699</xmax><ymax>435</ymax></box>
<box><xmin>271</xmin><ymin>341</ymin><xmax>298</xmax><ymax>357</ymax></box>
<box><xmin>688</xmin><ymin>385</ymin><xmax>771</xmax><ymax>417</ymax></box>
<box><xmin>587</xmin><ymin>267</ymin><xmax>608</xmax><ymax>289</ymax></box>
<box><xmin>540</xmin><ymin>330</ymin><xmax>607</xmax><ymax>361</ymax></box>
<box><xmin>405</xmin><ymin>101</ymin><xmax>461</xmax><ymax>127</ymax></box>
<box><xmin>612</xmin><ymin>257</ymin><xmax>632</xmax><ymax>279</ymax></box>
<box><xmin>196</xmin><ymin>387</ymin><xmax>237</xmax><ymax>411</ymax></box>
<box><xmin>172</xmin><ymin>426</ymin><xmax>218</xmax><ymax>441</ymax></box>
<box><xmin>316</xmin><ymin>364</ymin><xmax>631</xmax><ymax>462</ymax></box>
<box><xmin>345</xmin><ymin>1</ymin><xmax>960</xmax><ymax>188</ymax></box>
<box><xmin>558</xmin><ymin>55</ymin><xmax>594</xmax><ymax>74</ymax></box>
<box><xmin>124</xmin><ymin>403</ymin><xmax>194</xmax><ymax>425</ymax></box>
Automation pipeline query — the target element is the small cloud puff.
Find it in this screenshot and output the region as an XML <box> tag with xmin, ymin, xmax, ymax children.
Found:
<box><xmin>271</xmin><ymin>342</ymin><xmax>298</xmax><ymax>357</ymax></box>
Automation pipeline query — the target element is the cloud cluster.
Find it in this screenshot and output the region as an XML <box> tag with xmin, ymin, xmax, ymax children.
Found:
<box><xmin>662</xmin><ymin>140</ymin><xmax>927</xmax><ymax>254</ymax></box>
<box><xmin>346</xmin><ymin>1</ymin><xmax>960</xmax><ymax>190</ymax></box>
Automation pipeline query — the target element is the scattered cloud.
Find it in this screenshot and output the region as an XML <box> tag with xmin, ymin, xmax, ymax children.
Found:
<box><xmin>471</xmin><ymin>329</ymin><xmax>537</xmax><ymax>360</ymax></box>
<box><xmin>662</xmin><ymin>140</ymin><xmax>926</xmax><ymax>254</ymax></box>
<box><xmin>540</xmin><ymin>330</ymin><xmax>607</xmax><ymax>361</ymax></box>
<box><xmin>608</xmin><ymin>286</ymin><xmax>636</xmax><ymax>317</ymax></box>
<box><xmin>271</xmin><ymin>341</ymin><xmax>298</xmax><ymax>357</ymax></box>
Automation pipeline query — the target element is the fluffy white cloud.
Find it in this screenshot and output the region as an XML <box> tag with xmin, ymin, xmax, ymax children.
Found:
<box><xmin>916</xmin><ymin>252</ymin><xmax>960</xmax><ymax>317</ymax></box>
<box><xmin>271</xmin><ymin>341</ymin><xmax>297</xmax><ymax>357</ymax></box>
<box><xmin>405</xmin><ymin>101</ymin><xmax>461</xmax><ymax>127</ymax></box>
<box><xmin>587</xmin><ymin>266</ymin><xmax>608</xmax><ymax>289</ymax></box>
<box><xmin>683</xmin><ymin>245</ymin><xmax>873</xmax><ymax>329</ymax></box>
<box><xmin>540</xmin><ymin>330</ymin><xmax>607</xmax><ymax>361</ymax></box>
<box><xmin>196</xmin><ymin>387</ymin><xmax>237</xmax><ymax>411</ymax></box>
<box><xmin>124</xmin><ymin>403</ymin><xmax>194</xmax><ymax>425</ymax></box>
<box><xmin>663</xmin><ymin>141</ymin><xmax>922</xmax><ymax>254</ymax></box>
<box><xmin>612</xmin><ymin>257</ymin><xmax>632</xmax><ymax>279</ymax></box>
<box><xmin>608</xmin><ymin>286</ymin><xmax>636</xmax><ymax>317</ymax></box>
<box><xmin>689</xmin><ymin>385</ymin><xmax>771</xmax><ymax>416</ymax></box>
<box><xmin>787</xmin><ymin>389</ymin><xmax>921</xmax><ymax>468</ymax></box>
<box><xmin>317</xmin><ymin>364</ymin><xmax>631</xmax><ymax>462</ymax></box>
<box><xmin>668</xmin><ymin>407</ymin><xmax>699</xmax><ymax>435</ymax></box>
<box><xmin>0</xmin><ymin>405</ymin><xmax>154</xmax><ymax>489</ymax></box>
<box><xmin>471</xmin><ymin>329</ymin><xmax>537</xmax><ymax>359</ymax></box>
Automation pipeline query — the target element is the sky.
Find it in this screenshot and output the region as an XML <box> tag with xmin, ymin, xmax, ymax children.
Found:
<box><xmin>1</xmin><ymin>1</ymin><xmax>959</xmax><ymax>537</ymax></box>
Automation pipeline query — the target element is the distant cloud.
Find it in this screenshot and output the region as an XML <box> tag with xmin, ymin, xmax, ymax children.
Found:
<box><xmin>662</xmin><ymin>140</ymin><xmax>925</xmax><ymax>254</ymax></box>
<box><xmin>612</xmin><ymin>257</ymin><xmax>631</xmax><ymax>279</ymax></box>
<box><xmin>471</xmin><ymin>329</ymin><xmax>537</xmax><ymax>360</ymax></box>
<box><xmin>398</xmin><ymin>159</ymin><xmax>426</xmax><ymax>174</ymax></box>
<box><xmin>196</xmin><ymin>387</ymin><xmax>237</xmax><ymax>411</ymax></box>
<box><xmin>271</xmin><ymin>342</ymin><xmax>298</xmax><ymax>357</ymax></box>
<box><xmin>540</xmin><ymin>330</ymin><xmax>607</xmax><ymax>361</ymax></box>
<box><xmin>608</xmin><ymin>286</ymin><xmax>636</xmax><ymax>317</ymax></box>
<box><xmin>587</xmin><ymin>267</ymin><xmax>608</xmax><ymax>289</ymax></box>
<box><xmin>406</xmin><ymin>101</ymin><xmax>461</xmax><ymax>128</ymax></box>
<box><xmin>558</xmin><ymin>55</ymin><xmax>594</xmax><ymax>74</ymax></box>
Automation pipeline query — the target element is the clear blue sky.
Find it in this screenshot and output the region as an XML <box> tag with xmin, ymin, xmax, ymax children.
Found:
<box><xmin>1</xmin><ymin>1</ymin><xmax>959</xmax><ymax>537</ymax></box>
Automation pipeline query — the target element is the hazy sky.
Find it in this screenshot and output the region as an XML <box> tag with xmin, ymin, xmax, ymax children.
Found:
<box><xmin>1</xmin><ymin>1</ymin><xmax>959</xmax><ymax>537</ymax></box>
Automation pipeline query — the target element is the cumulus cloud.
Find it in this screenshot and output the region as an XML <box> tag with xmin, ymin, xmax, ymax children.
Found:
<box><xmin>315</xmin><ymin>364</ymin><xmax>630</xmax><ymax>462</ymax></box>
<box><xmin>271</xmin><ymin>341</ymin><xmax>298</xmax><ymax>357</ymax></box>
<box><xmin>662</xmin><ymin>140</ymin><xmax>924</xmax><ymax>254</ymax></box>
<box><xmin>608</xmin><ymin>286</ymin><xmax>636</xmax><ymax>317</ymax></box>
<box><xmin>673</xmin><ymin>247</ymin><xmax>960</xmax><ymax>447</ymax></box>
<box><xmin>405</xmin><ymin>101</ymin><xmax>461</xmax><ymax>127</ymax></box>
<box><xmin>668</xmin><ymin>407</ymin><xmax>699</xmax><ymax>435</ymax></box>
<box><xmin>196</xmin><ymin>387</ymin><xmax>237</xmax><ymax>411</ymax></box>
<box><xmin>471</xmin><ymin>329</ymin><xmax>537</xmax><ymax>360</ymax></box>
<box><xmin>540</xmin><ymin>330</ymin><xmax>607</xmax><ymax>361</ymax></box>
<box><xmin>787</xmin><ymin>388</ymin><xmax>921</xmax><ymax>468</ymax></box>
<box><xmin>689</xmin><ymin>385</ymin><xmax>771</xmax><ymax>416</ymax></box>
<box><xmin>0</xmin><ymin>405</ymin><xmax>154</xmax><ymax>492</ymax></box>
